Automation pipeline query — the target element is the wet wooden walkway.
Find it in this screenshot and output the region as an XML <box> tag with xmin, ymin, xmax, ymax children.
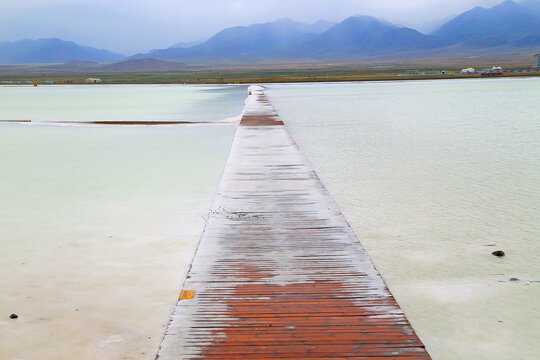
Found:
<box><xmin>157</xmin><ymin>86</ymin><xmax>431</xmax><ymax>359</ymax></box>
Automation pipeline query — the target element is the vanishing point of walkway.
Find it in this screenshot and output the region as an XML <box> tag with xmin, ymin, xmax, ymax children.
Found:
<box><xmin>157</xmin><ymin>86</ymin><xmax>431</xmax><ymax>359</ymax></box>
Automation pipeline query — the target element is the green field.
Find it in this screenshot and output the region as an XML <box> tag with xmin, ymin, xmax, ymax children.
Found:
<box><xmin>1</xmin><ymin>61</ymin><xmax>539</xmax><ymax>84</ymax></box>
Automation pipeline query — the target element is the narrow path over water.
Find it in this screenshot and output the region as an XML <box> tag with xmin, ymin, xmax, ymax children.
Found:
<box><xmin>157</xmin><ymin>86</ymin><xmax>431</xmax><ymax>359</ymax></box>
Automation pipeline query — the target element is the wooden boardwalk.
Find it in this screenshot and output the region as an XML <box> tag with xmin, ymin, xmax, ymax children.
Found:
<box><xmin>157</xmin><ymin>86</ymin><xmax>431</xmax><ymax>359</ymax></box>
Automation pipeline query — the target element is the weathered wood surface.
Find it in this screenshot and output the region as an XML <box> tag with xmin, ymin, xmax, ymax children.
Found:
<box><xmin>157</xmin><ymin>86</ymin><xmax>431</xmax><ymax>359</ymax></box>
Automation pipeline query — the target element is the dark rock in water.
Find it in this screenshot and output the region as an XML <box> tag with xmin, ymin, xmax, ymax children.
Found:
<box><xmin>509</xmin><ymin>277</ymin><xmax>519</xmax><ymax>281</ymax></box>
<box><xmin>10</xmin><ymin>314</ymin><xmax>18</xmax><ymax>319</ymax></box>
<box><xmin>492</xmin><ymin>250</ymin><xmax>505</xmax><ymax>257</ymax></box>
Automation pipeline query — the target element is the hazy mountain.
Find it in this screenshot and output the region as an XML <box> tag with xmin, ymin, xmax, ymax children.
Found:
<box><xmin>134</xmin><ymin>18</ymin><xmax>335</xmax><ymax>61</ymax></box>
<box><xmin>294</xmin><ymin>20</ymin><xmax>337</xmax><ymax>34</ymax></box>
<box><xmin>0</xmin><ymin>38</ymin><xmax>125</xmax><ymax>64</ymax></box>
<box><xmin>171</xmin><ymin>39</ymin><xmax>208</xmax><ymax>48</ymax></box>
<box><xmin>512</xmin><ymin>34</ymin><xmax>540</xmax><ymax>46</ymax></box>
<box><xmin>412</xmin><ymin>14</ymin><xmax>458</xmax><ymax>35</ymax></box>
<box><xmin>132</xmin><ymin>16</ymin><xmax>448</xmax><ymax>61</ymax></box>
<box><xmin>520</xmin><ymin>0</ymin><xmax>540</xmax><ymax>14</ymax></box>
<box><xmin>314</xmin><ymin>16</ymin><xmax>397</xmax><ymax>48</ymax></box>
<box><xmin>9</xmin><ymin>1</ymin><xmax>537</xmax><ymax>66</ymax></box>
<box><xmin>434</xmin><ymin>0</ymin><xmax>540</xmax><ymax>45</ymax></box>
<box><xmin>374</xmin><ymin>18</ymin><xmax>401</xmax><ymax>28</ymax></box>
<box><xmin>166</xmin><ymin>20</ymin><xmax>335</xmax><ymax>52</ymax></box>
<box><xmin>186</xmin><ymin>18</ymin><xmax>309</xmax><ymax>56</ymax></box>
<box><xmin>288</xmin><ymin>16</ymin><xmax>448</xmax><ymax>58</ymax></box>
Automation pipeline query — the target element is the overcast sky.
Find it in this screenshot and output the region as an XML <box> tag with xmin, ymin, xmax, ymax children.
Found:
<box><xmin>0</xmin><ymin>0</ymin><xmax>505</xmax><ymax>54</ymax></box>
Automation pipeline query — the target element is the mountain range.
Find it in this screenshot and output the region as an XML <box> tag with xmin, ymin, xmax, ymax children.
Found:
<box><xmin>1</xmin><ymin>0</ymin><xmax>539</xmax><ymax>65</ymax></box>
<box><xmin>129</xmin><ymin>16</ymin><xmax>450</xmax><ymax>62</ymax></box>
<box><xmin>0</xmin><ymin>38</ymin><xmax>124</xmax><ymax>64</ymax></box>
<box><xmin>134</xmin><ymin>19</ymin><xmax>338</xmax><ymax>61</ymax></box>
<box><xmin>434</xmin><ymin>0</ymin><xmax>540</xmax><ymax>46</ymax></box>
<box><xmin>131</xmin><ymin>0</ymin><xmax>540</xmax><ymax>62</ymax></box>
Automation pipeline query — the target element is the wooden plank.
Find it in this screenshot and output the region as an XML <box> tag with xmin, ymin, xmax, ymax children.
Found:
<box><xmin>157</xmin><ymin>85</ymin><xmax>431</xmax><ymax>359</ymax></box>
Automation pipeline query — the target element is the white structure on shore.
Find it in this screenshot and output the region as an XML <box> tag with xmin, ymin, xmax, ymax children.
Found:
<box><xmin>461</xmin><ymin>68</ymin><xmax>475</xmax><ymax>74</ymax></box>
<box><xmin>86</xmin><ymin>78</ymin><xmax>103</xmax><ymax>84</ymax></box>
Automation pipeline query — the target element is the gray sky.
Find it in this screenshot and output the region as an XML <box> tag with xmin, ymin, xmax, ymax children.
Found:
<box><xmin>0</xmin><ymin>0</ymin><xmax>504</xmax><ymax>55</ymax></box>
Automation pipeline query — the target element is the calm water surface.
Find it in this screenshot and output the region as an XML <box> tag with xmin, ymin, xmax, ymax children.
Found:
<box><xmin>268</xmin><ymin>78</ymin><xmax>540</xmax><ymax>360</ymax></box>
<box><xmin>2</xmin><ymin>81</ymin><xmax>539</xmax><ymax>360</ymax></box>
<box><xmin>0</xmin><ymin>84</ymin><xmax>247</xmax><ymax>122</ymax></box>
<box><xmin>0</xmin><ymin>85</ymin><xmax>241</xmax><ymax>360</ymax></box>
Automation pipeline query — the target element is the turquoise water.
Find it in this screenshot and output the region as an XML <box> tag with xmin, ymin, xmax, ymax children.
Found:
<box><xmin>268</xmin><ymin>78</ymin><xmax>540</xmax><ymax>360</ymax></box>
<box><xmin>0</xmin><ymin>84</ymin><xmax>247</xmax><ymax>122</ymax></box>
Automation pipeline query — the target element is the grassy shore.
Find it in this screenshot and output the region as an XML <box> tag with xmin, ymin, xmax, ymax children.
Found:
<box><xmin>1</xmin><ymin>62</ymin><xmax>539</xmax><ymax>84</ymax></box>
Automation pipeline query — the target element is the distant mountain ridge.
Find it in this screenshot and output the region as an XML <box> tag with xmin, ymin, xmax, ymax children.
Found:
<box><xmin>520</xmin><ymin>0</ymin><xmax>540</xmax><ymax>14</ymax></box>
<box><xmin>133</xmin><ymin>18</ymin><xmax>339</xmax><ymax>61</ymax></box>
<box><xmin>293</xmin><ymin>16</ymin><xmax>447</xmax><ymax>58</ymax></box>
<box><xmin>412</xmin><ymin>14</ymin><xmax>458</xmax><ymax>35</ymax></box>
<box><xmin>0</xmin><ymin>38</ymin><xmax>124</xmax><ymax>64</ymax></box>
<box><xmin>434</xmin><ymin>0</ymin><xmax>540</xmax><ymax>46</ymax></box>
<box><xmin>171</xmin><ymin>39</ymin><xmax>208</xmax><ymax>48</ymax></box>
<box><xmin>131</xmin><ymin>1</ymin><xmax>540</xmax><ymax>63</ymax></box>
<box><xmin>2</xmin><ymin>0</ymin><xmax>540</xmax><ymax>65</ymax></box>
<box><xmin>131</xmin><ymin>16</ymin><xmax>448</xmax><ymax>61</ymax></box>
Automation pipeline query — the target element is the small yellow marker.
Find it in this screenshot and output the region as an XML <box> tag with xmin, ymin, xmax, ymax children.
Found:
<box><xmin>179</xmin><ymin>290</ymin><xmax>196</xmax><ymax>301</ymax></box>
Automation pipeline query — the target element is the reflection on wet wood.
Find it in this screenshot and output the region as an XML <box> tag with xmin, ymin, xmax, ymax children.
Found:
<box><xmin>157</xmin><ymin>86</ymin><xmax>431</xmax><ymax>359</ymax></box>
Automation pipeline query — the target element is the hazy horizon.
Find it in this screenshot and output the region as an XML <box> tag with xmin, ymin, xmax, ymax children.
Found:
<box><xmin>1</xmin><ymin>0</ymin><xmax>509</xmax><ymax>54</ymax></box>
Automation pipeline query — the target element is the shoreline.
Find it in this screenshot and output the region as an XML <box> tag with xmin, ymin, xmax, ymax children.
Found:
<box><xmin>1</xmin><ymin>67</ymin><xmax>539</xmax><ymax>85</ymax></box>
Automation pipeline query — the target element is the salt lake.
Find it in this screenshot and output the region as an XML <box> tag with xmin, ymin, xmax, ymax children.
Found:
<box><xmin>268</xmin><ymin>78</ymin><xmax>540</xmax><ymax>360</ymax></box>
<box><xmin>1</xmin><ymin>79</ymin><xmax>539</xmax><ymax>359</ymax></box>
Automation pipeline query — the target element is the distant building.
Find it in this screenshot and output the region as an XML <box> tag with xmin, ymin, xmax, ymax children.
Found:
<box><xmin>461</xmin><ymin>68</ymin><xmax>475</xmax><ymax>74</ymax></box>
<box><xmin>86</xmin><ymin>78</ymin><xmax>103</xmax><ymax>84</ymax></box>
<box><xmin>440</xmin><ymin>70</ymin><xmax>447</xmax><ymax>75</ymax></box>
<box><xmin>480</xmin><ymin>67</ymin><xmax>504</xmax><ymax>77</ymax></box>
<box><xmin>534</xmin><ymin>54</ymin><xmax>540</xmax><ymax>69</ymax></box>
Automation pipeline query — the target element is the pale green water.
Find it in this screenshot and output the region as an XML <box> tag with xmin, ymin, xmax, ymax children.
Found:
<box><xmin>0</xmin><ymin>84</ymin><xmax>247</xmax><ymax>122</ymax></box>
<box><xmin>2</xmin><ymin>81</ymin><xmax>539</xmax><ymax>360</ymax></box>
<box><xmin>268</xmin><ymin>78</ymin><xmax>540</xmax><ymax>360</ymax></box>
<box><xmin>0</xmin><ymin>86</ymin><xmax>240</xmax><ymax>359</ymax></box>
